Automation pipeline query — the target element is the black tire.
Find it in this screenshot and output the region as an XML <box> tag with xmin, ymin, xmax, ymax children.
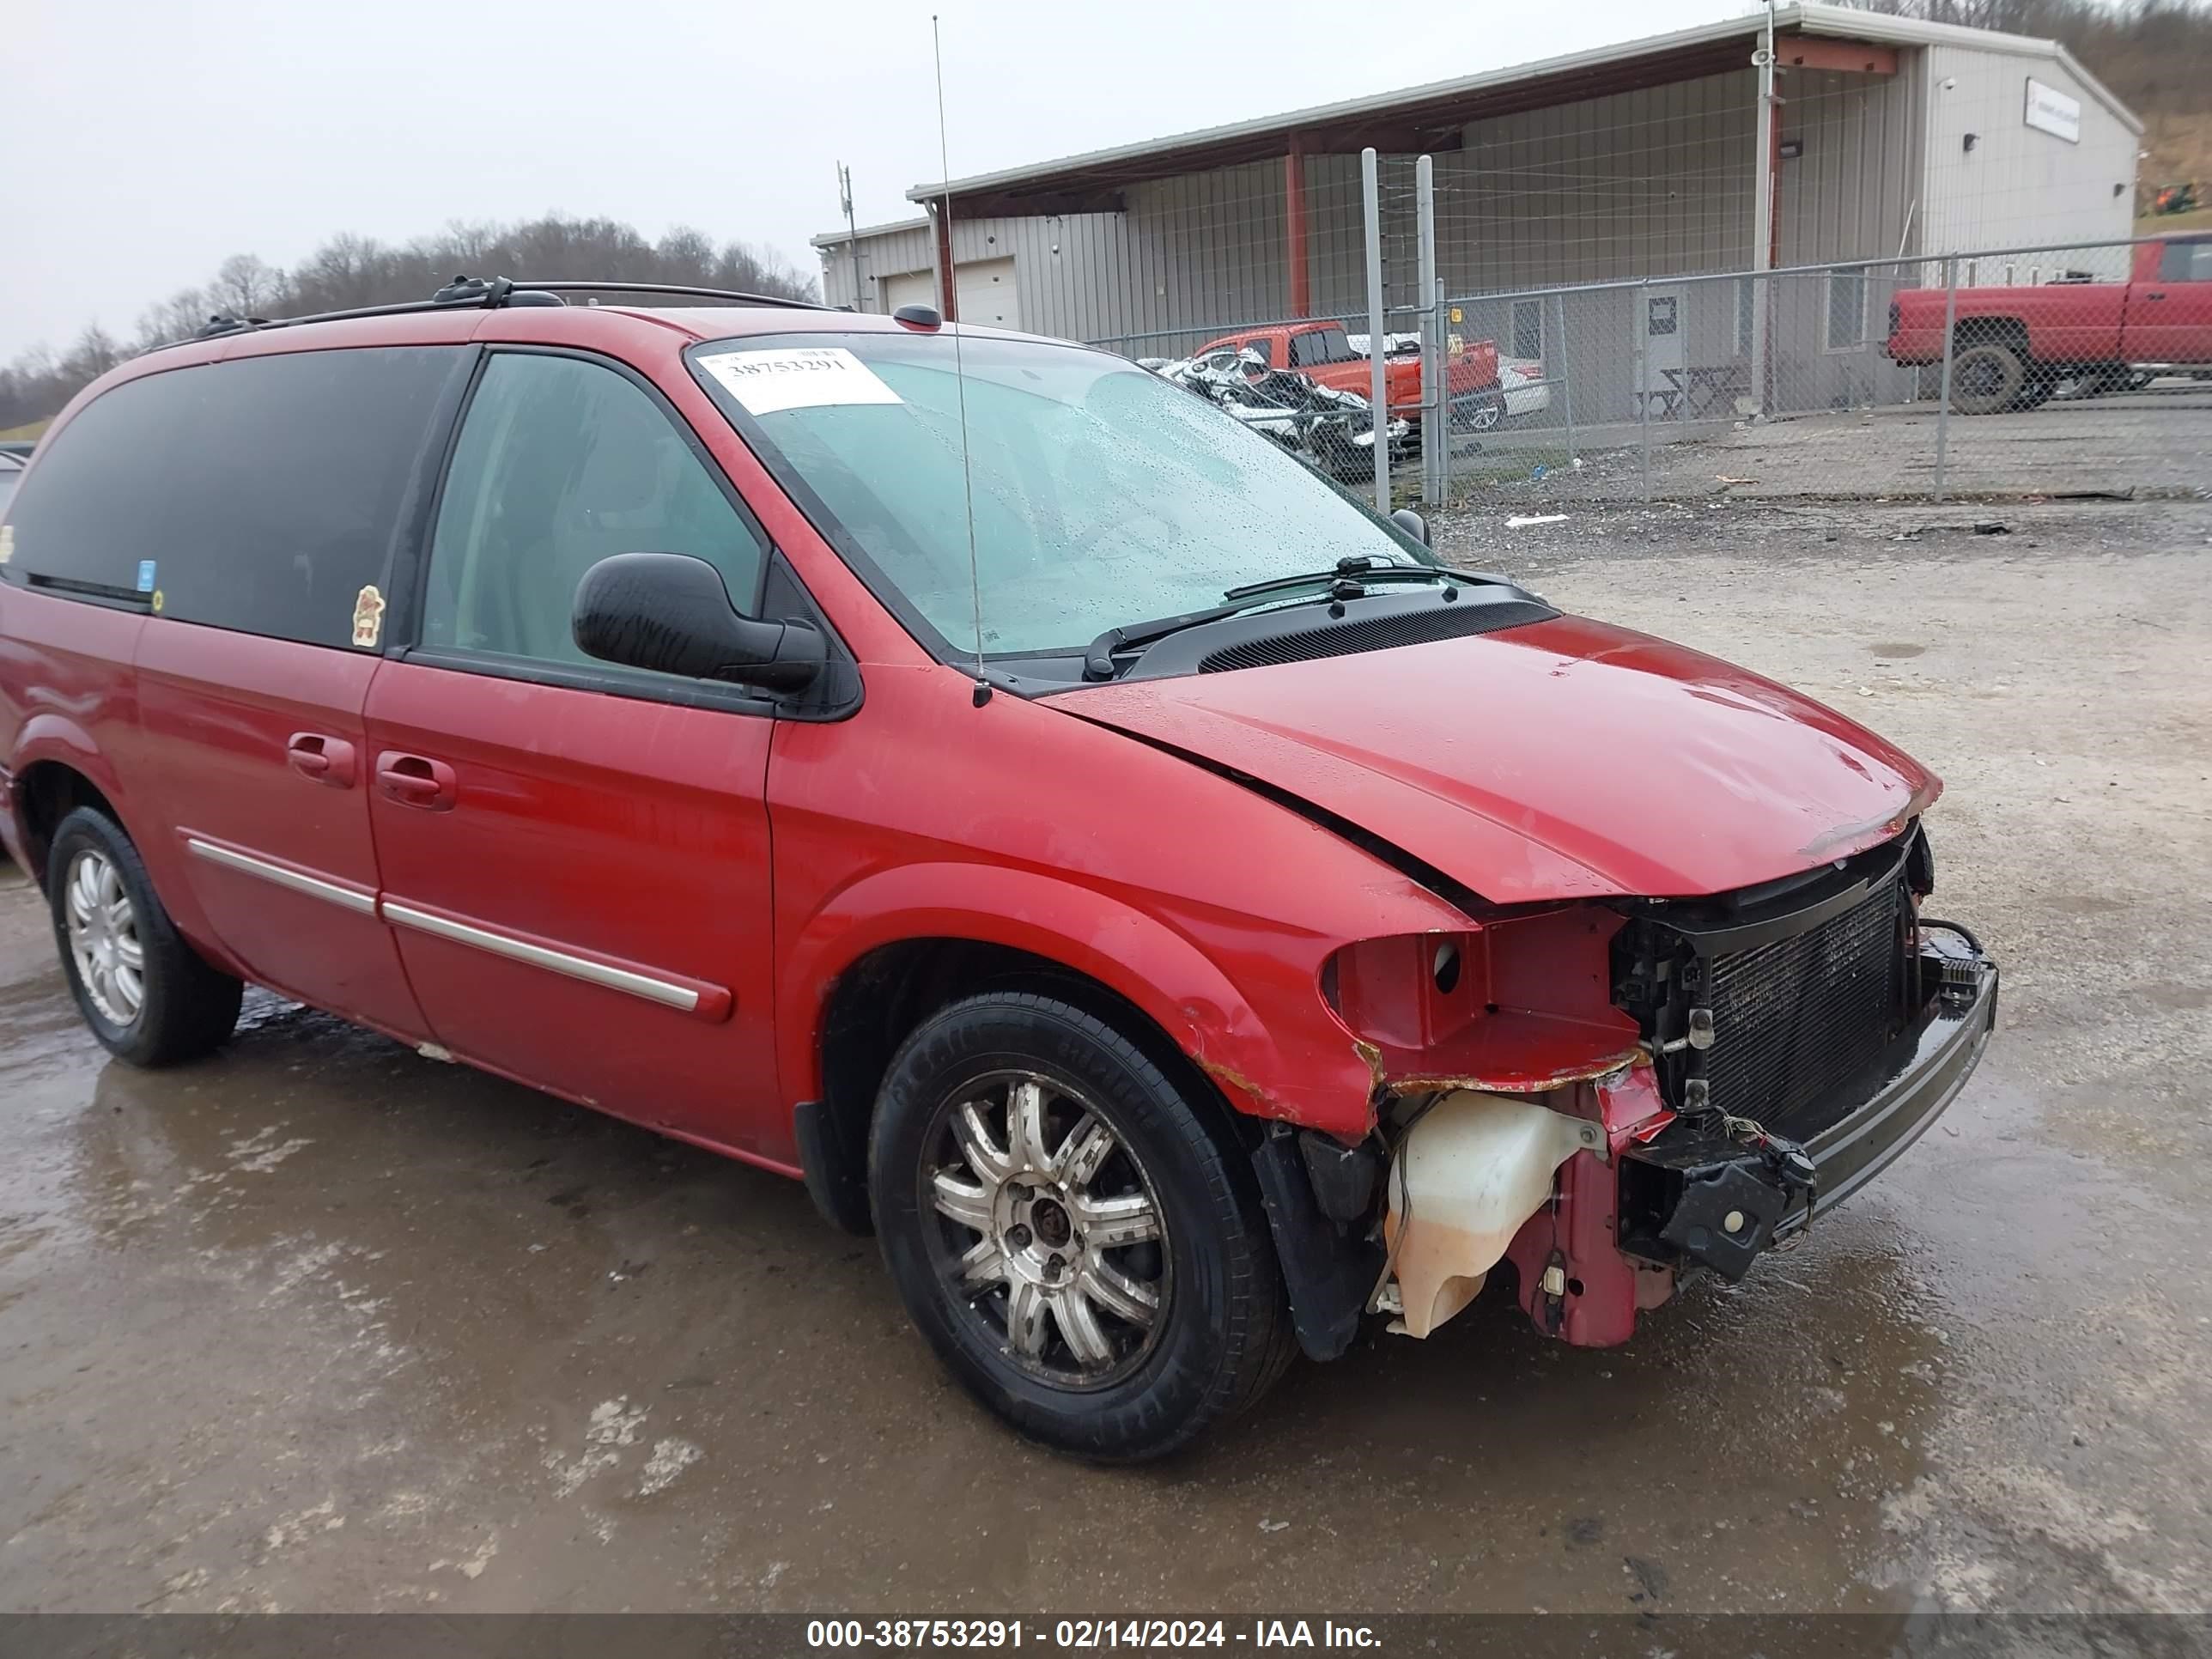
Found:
<box><xmin>46</xmin><ymin>805</ymin><xmax>242</xmax><ymax>1066</ymax></box>
<box><xmin>1450</xmin><ymin>388</ymin><xmax>1505</xmax><ymax>434</ymax></box>
<box><xmin>869</xmin><ymin>991</ymin><xmax>1293</xmax><ymax>1462</ymax></box>
<box><xmin>2008</xmin><ymin>374</ymin><xmax>2057</xmax><ymax>411</ymax></box>
<box><xmin>1949</xmin><ymin>342</ymin><xmax>2027</xmax><ymax>415</ymax></box>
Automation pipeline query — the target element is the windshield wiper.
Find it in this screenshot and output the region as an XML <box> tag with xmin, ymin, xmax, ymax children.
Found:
<box><xmin>1222</xmin><ymin>554</ymin><xmax>1513</xmax><ymax>601</ymax></box>
<box><xmin>1083</xmin><ymin>601</ymin><xmax>1248</xmax><ymax>681</ymax></box>
<box><xmin>1082</xmin><ymin>557</ymin><xmax>1524</xmax><ymax>682</ymax></box>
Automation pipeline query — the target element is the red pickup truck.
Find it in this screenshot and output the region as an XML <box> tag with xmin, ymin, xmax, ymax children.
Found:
<box><xmin>1194</xmin><ymin>319</ymin><xmax>1504</xmax><ymax>431</ymax></box>
<box><xmin>1887</xmin><ymin>234</ymin><xmax>2212</xmax><ymax>413</ymax></box>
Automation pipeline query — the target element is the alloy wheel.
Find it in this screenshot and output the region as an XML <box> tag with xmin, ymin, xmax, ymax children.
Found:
<box><xmin>922</xmin><ymin>1071</ymin><xmax>1170</xmax><ymax>1389</ymax></box>
<box><xmin>65</xmin><ymin>849</ymin><xmax>144</xmax><ymax>1026</ymax></box>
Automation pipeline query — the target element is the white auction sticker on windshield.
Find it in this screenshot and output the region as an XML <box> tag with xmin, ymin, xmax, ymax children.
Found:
<box><xmin>696</xmin><ymin>346</ymin><xmax>902</xmax><ymax>416</ymax></box>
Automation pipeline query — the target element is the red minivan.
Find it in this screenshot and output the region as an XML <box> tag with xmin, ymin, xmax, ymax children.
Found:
<box><xmin>0</xmin><ymin>282</ymin><xmax>1996</xmax><ymax>1459</ymax></box>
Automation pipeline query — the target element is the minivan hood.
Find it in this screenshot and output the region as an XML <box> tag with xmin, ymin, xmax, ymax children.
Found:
<box><xmin>1066</xmin><ymin>613</ymin><xmax>1937</xmax><ymax>906</ymax></box>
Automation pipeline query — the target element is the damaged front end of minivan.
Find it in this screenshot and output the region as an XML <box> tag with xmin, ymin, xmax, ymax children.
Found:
<box><xmin>1251</xmin><ymin>821</ymin><xmax>1997</xmax><ymax>1358</ymax></box>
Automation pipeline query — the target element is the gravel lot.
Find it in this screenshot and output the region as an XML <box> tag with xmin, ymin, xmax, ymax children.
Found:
<box><xmin>2</xmin><ymin>497</ymin><xmax>2208</xmax><ymax>1616</ymax></box>
<box><xmin>1456</xmin><ymin>386</ymin><xmax>2212</xmax><ymax>503</ymax></box>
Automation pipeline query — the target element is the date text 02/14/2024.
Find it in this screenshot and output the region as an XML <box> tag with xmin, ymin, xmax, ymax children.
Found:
<box><xmin>804</xmin><ymin>1620</ymin><xmax>1383</xmax><ymax>1650</ymax></box>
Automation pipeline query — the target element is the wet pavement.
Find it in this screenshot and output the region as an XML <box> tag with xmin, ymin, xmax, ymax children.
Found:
<box><xmin>3</xmin><ymin>514</ymin><xmax>2210</xmax><ymax>1615</ymax></box>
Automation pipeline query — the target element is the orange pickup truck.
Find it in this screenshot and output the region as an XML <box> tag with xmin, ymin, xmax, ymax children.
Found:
<box><xmin>1194</xmin><ymin>319</ymin><xmax>1504</xmax><ymax>431</ymax></box>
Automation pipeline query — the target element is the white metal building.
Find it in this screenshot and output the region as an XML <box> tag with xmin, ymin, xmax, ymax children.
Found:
<box><xmin>810</xmin><ymin>214</ymin><xmax>1131</xmax><ymax>337</ymax></box>
<box><xmin>814</xmin><ymin>2</ymin><xmax>2138</xmax><ymax>362</ymax></box>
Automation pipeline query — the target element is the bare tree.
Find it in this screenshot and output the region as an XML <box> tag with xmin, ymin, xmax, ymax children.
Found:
<box><xmin>210</xmin><ymin>253</ymin><xmax>285</xmax><ymax>319</ymax></box>
<box><xmin>133</xmin><ymin>287</ymin><xmax>215</xmax><ymax>352</ymax></box>
<box><xmin>61</xmin><ymin>325</ymin><xmax>122</xmax><ymax>384</ymax></box>
<box><xmin>3</xmin><ymin>214</ymin><xmax>820</xmax><ymax>428</ymax></box>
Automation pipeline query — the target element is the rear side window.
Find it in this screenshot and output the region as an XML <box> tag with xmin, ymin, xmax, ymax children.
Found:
<box><xmin>421</xmin><ymin>351</ymin><xmax>769</xmax><ymax>669</ymax></box>
<box><xmin>0</xmin><ymin>347</ymin><xmax>465</xmax><ymax>646</ymax></box>
<box><xmin>1289</xmin><ymin>328</ymin><xmax>1356</xmax><ymax>368</ymax></box>
<box><xmin>2159</xmin><ymin>240</ymin><xmax>2212</xmax><ymax>282</ymax></box>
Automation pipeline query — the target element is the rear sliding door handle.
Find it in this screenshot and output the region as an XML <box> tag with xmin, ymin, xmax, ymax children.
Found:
<box><xmin>286</xmin><ymin>732</ymin><xmax>357</xmax><ymax>788</ymax></box>
<box><xmin>375</xmin><ymin>752</ymin><xmax>458</xmax><ymax>811</ymax></box>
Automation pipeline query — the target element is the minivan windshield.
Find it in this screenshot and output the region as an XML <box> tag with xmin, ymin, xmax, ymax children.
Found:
<box><xmin>688</xmin><ymin>332</ymin><xmax>1431</xmax><ymax>659</ymax></box>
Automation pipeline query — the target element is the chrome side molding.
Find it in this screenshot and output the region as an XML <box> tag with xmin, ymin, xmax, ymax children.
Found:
<box><xmin>378</xmin><ymin>900</ymin><xmax>702</xmax><ymax>1013</ymax></box>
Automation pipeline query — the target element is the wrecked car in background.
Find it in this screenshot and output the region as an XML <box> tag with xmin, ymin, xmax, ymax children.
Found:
<box><xmin>2</xmin><ymin>285</ymin><xmax>1996</xmax><ymax>1464</ymax></box>
<box><xmin>1147</xmin><ymin>345</ymin><xmax>1411</xmax><ymax>481</ymax></box>
<box><xmin>1346</xmin><ymin>333</ymin><xmax>1553</xmax><ymax>430</ymax></box>
<box><xmin>1195</xmin><ymin>317</ymin><xmax>1504</xmax><ymax>435</ymax></box>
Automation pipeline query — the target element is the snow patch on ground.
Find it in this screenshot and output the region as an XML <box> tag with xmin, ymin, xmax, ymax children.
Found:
<box><xmin>635</xmin><ymin>1437</ymin><xmax>702</xmax><ymax>1497</ymax></box>
<box><xmin>228</xmin><ymin>1123</ymin><xmax>313</xmax><ymax>1172</ymax></box>
<box><xmin>262</xmin><ymin>1498</ymin><xmax>344</xmax><ymax>1556</ymax></box>
<box><xmin>544</xmin><ymin>1397</ymin><xmax>649</xmax><ymax>1498</ymax></box>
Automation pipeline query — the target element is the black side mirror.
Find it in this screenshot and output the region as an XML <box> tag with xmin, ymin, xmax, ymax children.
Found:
<box><xmin>1391</xmin><ymin>507</ymin><xmax>1430</xmax><ymax>546</ymax></box>
<box><xmin>573</xmin><ymin>552</ymin><xmax>825</xmax><ymax>693</ymax></box>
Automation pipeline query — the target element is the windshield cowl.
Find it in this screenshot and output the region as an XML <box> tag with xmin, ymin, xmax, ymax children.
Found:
<box><xmin>1079</xmin><ymin>580</ymin><xmax>1557</xmax><ymax>688</ymax></box>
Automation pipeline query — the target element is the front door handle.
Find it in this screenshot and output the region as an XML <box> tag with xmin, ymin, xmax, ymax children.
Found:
<box><xmin>375</xmin><ymin>751</ymin><xmax>458</xmax><ymax>811</ymax></box>
<box><xmin>287</xmin><ymin>732</ymin><xmax>357</xmax><ymax>788</ymax></box>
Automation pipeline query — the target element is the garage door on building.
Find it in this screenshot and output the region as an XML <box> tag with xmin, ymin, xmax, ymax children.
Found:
<box><xmin>953</xmin><ymin>257</ymin><xmax>1018</xmax><ymax>329</ymax></box>
<box><xmin>878</xmin><ymin>258</ymin><xmax>1020</xmax><ymax>327</ymax></box>
<box><xmin>881</xmin><ymin>269</ymin><xmax>936</xmax><ymax>314</ymax></box>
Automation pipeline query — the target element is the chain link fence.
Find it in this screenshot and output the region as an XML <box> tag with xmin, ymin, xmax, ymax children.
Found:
<box><xmin>1431</xmin><ymin>235</ymin><xmax>2212</xmax><ymax>507</ymax></box>
<box><xmin>1067</xmin><ymin>152</ymin><xmax>2209</xmax><ymax>513</ymax></box>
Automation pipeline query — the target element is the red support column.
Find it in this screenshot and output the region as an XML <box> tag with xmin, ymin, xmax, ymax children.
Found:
<box><xmin>1285</xmin><ymin>137</ymin><xmax>1310</xmax><ymax>319</ymax></box>
<box><xmin>934</xmin><ymin>204</ymin><xmax>958</xmax><ymax>322</ymax></box>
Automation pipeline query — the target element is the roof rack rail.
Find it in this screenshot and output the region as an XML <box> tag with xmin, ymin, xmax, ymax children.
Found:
<box><xmin>195</xmin><ymin>313</ymin><xmax>268</xmax><ymax>339</ymax></box>
<box><xmin>505</xmin><ymin>280</ymin><xmax>839</xmax><ymax>312</ymax></box>
<box><xmin>143</xmin><ymin>275</ymin><xmax>833</xmax><ymax>356</ymax></box>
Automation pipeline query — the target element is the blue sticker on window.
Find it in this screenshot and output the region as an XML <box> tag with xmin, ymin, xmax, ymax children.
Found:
<box><xmin>137</xmin><ymin>560</ymin><xmax>157</xmax><ymax>593</ymax></box>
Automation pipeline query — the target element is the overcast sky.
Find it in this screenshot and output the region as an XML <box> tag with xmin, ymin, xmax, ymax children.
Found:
<box><xmin>2</xmin><ymin>0</ymin><xmax>1754</xmax><ymax>360</ymax></box>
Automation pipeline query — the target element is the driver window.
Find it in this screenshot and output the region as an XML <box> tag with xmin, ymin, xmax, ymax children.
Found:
<box><xmin>423</xmin><ymin>352</ymin><xmax>768</xmax><ymax>667</ymax></box>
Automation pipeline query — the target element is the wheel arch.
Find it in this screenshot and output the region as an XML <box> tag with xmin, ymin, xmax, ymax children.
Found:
<box><xmin>779</xmin><ymin>865</ymin><xmax>1367</xmax><ymax>1232</ymax></box>
<box><xmin>1954</xmin><ymin>314</ymin><xmax>2033</xmax><ymax>356</ymax></box>
<box><xmin>11</xmin><ymin>736</ymin><xmax>130</xmax><ymax>893</ymax></box>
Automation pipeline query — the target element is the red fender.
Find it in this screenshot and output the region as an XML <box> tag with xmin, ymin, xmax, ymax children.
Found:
<box><xmin>7</xmin><ymin>714</ymin><xmax>241</xmax><ymax>975</ymax></box>
<box><xmin>777</xmin><ymin>861</ymin><xmax>1377</xmax><ymax>1139</ymax></box>
<box><xmin>6</xmin><ymin>714</ymin><xmax>139</xmax><ymax>882</ymax></box>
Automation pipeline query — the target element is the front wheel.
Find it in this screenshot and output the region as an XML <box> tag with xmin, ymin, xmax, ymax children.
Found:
<box><xmin>869</xmin><ymin>992</ymin><xmax>1293</xmax><ymax>1461</ymax></box>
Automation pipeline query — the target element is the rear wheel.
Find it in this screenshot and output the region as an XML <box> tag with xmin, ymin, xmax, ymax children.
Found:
<box><xmin>1450</xmin><ymin>388</ymin><xmax>1504</xmax><ymax>434</ymax></box>
<box><xmin>1949</xmin><ymin>342</ymin><xmax>2027</xmax><ymax>415</ymax></box>
<box><xmin>870</xmin><ymin>991</ymin><xmax>1292</xmax><ymax>1461</ymax></box>
<box><xmin>46</xmin><ymin>806</ymin><xmax>242</xmax><ymax>1066</ymax></box>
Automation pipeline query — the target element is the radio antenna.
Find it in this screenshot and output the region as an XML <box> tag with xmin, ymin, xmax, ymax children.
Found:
<box><xmin>933</xmin><ymin>13</ymin><xmax>991</xmax><ymax>708</ymax></box>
